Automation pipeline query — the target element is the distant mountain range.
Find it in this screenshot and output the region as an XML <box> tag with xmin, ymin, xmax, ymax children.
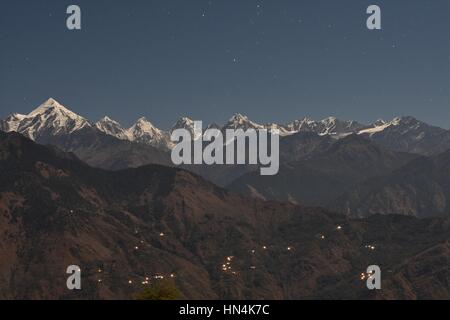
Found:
<box><xmin>2</xmin><ymin>98</ymin><xmax>450</xmax><ymax>219</ymax></box>
<box><xmin>229</xmin><ymin>134</ymin><xmax>417</xmax><ymax>205</ymax></box>
<box><xmin>3</xmin><ymin>98</ymin><xmax>450</xmax><ymax>156</ymax></box>
<box><xmin>1</xmin><ymin>131</ymin><xmax>449</xmax><ymax>299</ymax></box>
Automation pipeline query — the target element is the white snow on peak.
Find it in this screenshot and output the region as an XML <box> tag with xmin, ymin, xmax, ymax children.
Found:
<box><xmin>170</xmin><ymin>117</ymin><xmax>203</xmax><ymax>140</ymax></box>
<box><xmin>264</xmin><ymin>123</ymin><xmax>291</xmax><ymax>136</ymax></box>
<box><xmin>225</xmin><ymin>113</ymin><xmax>264</xmax><ymax>130</ymax></box>
<box><xmin>126</xmin><ymin>117</ymin><xmax>172</xmax><ymax>148</ymax></box>
<box><xmin>95</xmin><ymin>116</ymin><xmax>128</xmax><ymax>140</ymax></box>
<box><xmin>287</xmin><ymin>117</ymin><xmax>318</xmax><ymax>132</ymax></box>
<box><xmin>358</xmin><ymin>122</ymin><xmax>392</xmax><ymax>136</ymax></box>
<box><xmin>2</xmin><ymin>98</ymin><xmax>438</xmax><ymax>151</ymax></box>
<box><xmin>128</xmin><ymin>117</ymin><xmax>161</xmax><ymax>138</ymax></box>
<box><xmin>2</xmin><ymin>113</ymin><xmax>27</xmax><ymax>131</ymax></box>
<box><xmin>2</xmin><ymin>98</ymin><xmax>91</xmax><ymax>140</ymax></box>
<box><xmin>171</xmin><ymin>117</ymin><xmax>195</xmax><ymax>131</ymax></box>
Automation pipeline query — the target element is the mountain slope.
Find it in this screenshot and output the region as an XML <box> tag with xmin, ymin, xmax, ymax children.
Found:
<box><xmin>126</xmin><ymin>117</ymin><xmax>172</xmax><ymax>150</ymax></box>
<box><xmin>1</xmin><ymin>98</ymin><xmax>91</xmax><ymax>140</ymax></box>
<box><xmin>228</xmin><ymin>135</ymin><xmax>417</xmax><ymax>206</ymax></box>
<box><xmin>360</xmin><ymin>116</ymin><xmax>450</xmax><ymax>156</ymax></box>
<box><xmin>95</xmin><ymin>116</ymin><xmax>129</xmax><ymax>140</ymax></box>
<box><xmin>1</xmin><ymin>132</ymin><xmax>450</xmax><ymax>299</ymax></box>
<box><xmin>331</xmin><ymin>148</ymin><xmax>450</xmax><ymax>218</ymax></box>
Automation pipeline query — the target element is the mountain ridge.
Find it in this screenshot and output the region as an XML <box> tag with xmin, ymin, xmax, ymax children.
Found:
<box><xmin>1</xmin><ymin>131</ymin><xmax>450</xmax><ymax>299</ymax></box>
<box><xmin>3</xmin><ymin>98</ymin><xmax>449</xmax><ymax>156</ymax></box>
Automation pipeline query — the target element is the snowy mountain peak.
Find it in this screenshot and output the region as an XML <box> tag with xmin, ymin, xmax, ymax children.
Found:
<box><xmin>0</xmin><ymin>113</ymin><xmax>26</xmax><ymax>132</ymax></box>
<box><xmin>131</xmin><ymin>117</ymin><xmax>160</xmax><ymax>132</ymax></box>
<box><xmin>286</xmin><ymin>117</ymin><xmax>318</xmax><ymax>132</ymax></box>
<box><xmin>98</xmin><ymin>116</ymin><xmax>116</xmax><ymax>123</ymax></box>
<box><xmin>321</xmin><ymin>116</ymin><xmax>337</xmax><ymax>124</ymax></box>
<box><xmin>170</xmin><ymin>117</ymin><xmax>204</xmax><ymax>140</ymax></box>
<box><xmin>228</xmin><ymin>113</ymin><xmax>251</xmax><ymax>125</ymax></box>
<box><xmin>95</xmin><ymin>116</ymin><xmax>128</xmax><ymax>140</ymax></box>
<box><xmin>358</xmin><ymin>116</ymin><xmax>434</xmax><ymax>139</ymax></box>
<box><xmin>2</xmin><ymin>98</ymin><xmax>91</xmax><ymax>140</ymax></box>
<box><xmin>225</xmin><ymin>114</ymin><xmax>264</xmax><ymax>130</ymax></box>
<box><xmin>171</xmin><ymin>117</ymin><xmax>195</xmax><ymax>132</ymax></box>
<box><xmin>373</xmin><ymin>119</ymin><xmax>387</xmax><ymax>127</ymax></box>
<box><xmin>127</xmin><ymin>117</ymin><xmax>172</xmax><ymax>149</ymax></box>
<box><xmin>229</xmin><ymin>113</ymin><xmax>248</xmax><ymax>122</ymax></box>
<box><xmin>29</xmin><ymin>98</ymin><xmax>72</xmax><ymax>116</ymax></box>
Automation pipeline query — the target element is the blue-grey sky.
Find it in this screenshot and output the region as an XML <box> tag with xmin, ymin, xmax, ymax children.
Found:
<box><xmin>1</xmin><ymin>0</ymin><xmax>449</xmax><ymax>129</ymax></box>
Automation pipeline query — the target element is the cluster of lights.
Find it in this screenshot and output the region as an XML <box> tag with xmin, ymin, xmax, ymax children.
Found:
<box><xmin>365</xmin><ymin>245</ymin><xmax>376</xmax><ymax>251</ymax></box>
<box><xmin>360</xmin><ymin>271</ymin><xmax>375</xmax><ymax>281</ymax></box>
<box><xmin>127</xmin><ymin>273</ymin><xmax>176</xmax><ymax>286</ymax></box>
<box><xmin>221</xmin><ymin>256</ymin><xmax>235</xmax><ymax>273</ymax></box>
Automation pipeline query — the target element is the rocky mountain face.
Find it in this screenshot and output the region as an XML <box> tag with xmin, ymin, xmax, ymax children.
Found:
<box><xmin>0</xmin><ymin>131</ymin><xmax>449</xmax><ymax>300</ymax></box>
<box><xmin>228</xmin><ymin>134</ymin><xmax>418</xmax><ymax>206</ymax></box>
<box><xmin>95</xmin><ymin>116</ymin><xmax>129</xmax><ymax>141</ymax></box>
<box><xmin>2</xmin><ymin>98</ymin><xmax>450</xmax><ymax>211</ymax></box>
<box><xmin>360</xmin><ymin>116</ymin><xmax>450</xmax><ymax>156</ymax></box>
<box><xmin>331</xmin><ymin>148</ymin><xmax>450</xmax><ymax>218</ymax></box>
<box><xmin>0</xmin><ymin>98</ymin><xmax>91</xmax><ymax>141</ymax></box>
<box><xmin>0</xmin><ymin>99</ymin><xmax>171</xmax><ymax>170</ymax></box>
<box><xmin>126</xmin><ymin>117</ymin><xmax>173</xmax><ymax>150</ymax></box>
<box><xmin>4</xmin><ymin>99</ymin><xmax>450</xmax><ymax>157</ymax></box>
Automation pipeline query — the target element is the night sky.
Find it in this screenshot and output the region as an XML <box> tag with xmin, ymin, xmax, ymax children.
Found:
<box><xmin>1</xmin><ymin>0</ymin><xmax>449</xmax><ymax>129</ymax></box>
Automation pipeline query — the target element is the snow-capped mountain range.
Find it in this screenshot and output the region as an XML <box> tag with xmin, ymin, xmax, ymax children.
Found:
<box><xmin>1</xmin><ymin>98</ymin><xmax>449</xmax><ymax>154</ymax></box>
